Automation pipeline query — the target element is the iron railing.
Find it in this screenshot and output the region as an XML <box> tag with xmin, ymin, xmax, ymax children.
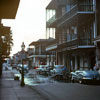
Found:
<box><xmin>66</xmin><ymin>39</ymin><xmax>94</xmax><ymax>48</ymax></box>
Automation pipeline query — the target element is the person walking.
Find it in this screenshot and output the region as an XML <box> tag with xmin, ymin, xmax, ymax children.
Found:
<box><xmin>93</xmin><ymin>64</ymin><xmax>98</xmax><ymax>71</ymax></box>
<box><xmin>98</xmin><ymin>67</ymin><xmax>100</xmax><ymax>79</ymax></box>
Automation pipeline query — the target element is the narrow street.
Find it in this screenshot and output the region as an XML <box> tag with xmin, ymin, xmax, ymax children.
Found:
<box><xmin>8</xmin><ymin>67</ymin><xmax>100</xmax><ymax>100</ymax></box>
<box><xmin>1</xmin><ymin>0</ymin><xmax>100</xmax><ymax>100</ymax></box>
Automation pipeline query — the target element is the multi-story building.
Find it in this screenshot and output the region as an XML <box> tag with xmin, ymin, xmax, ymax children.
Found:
<box><xmin>46</xmin><ymin>0</ymin><xmax>99</xmax><ymax>71</ymax></box>
<box><xmin>29</xmin><ymin>39</ymin><xmax>55</xmax><ymax>68</ymax></box>
<box><xmin>12</xmin><ymin>50</ymin><xmax>28</xmax><ymax>67</ymax></box>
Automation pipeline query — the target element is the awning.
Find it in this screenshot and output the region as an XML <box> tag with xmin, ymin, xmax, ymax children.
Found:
<box><xmin>29</xmin><ymin>41</ymin><xmax>40</xmax><ymax>46</ymax></box>
<box><xmin>46</xmin><ymin>44</ymin><xmax>57</xmax><ymax>51</ymax></box>
<box><xmin>0</xmin><ymin>0</ymin><xmax>20</xmax><ymax>19</ymax></box>
<box><xmin>28</xmin><ymin>55</ymin><xmax>55</xmax><ymax>58</ymax></box>
<box><xmin>29</xmin><ymin>39</ymin><xmax>48</xmax><ymax>46</ymax></box>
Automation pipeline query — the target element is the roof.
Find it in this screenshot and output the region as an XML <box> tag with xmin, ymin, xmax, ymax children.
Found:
<box><xmin>0</xmin><ymin>0</ymin><xmax>20</xmax><ymax>19</ymax></box>
<box><xmin>46</xmin><ymin>0</ymin><xmax>67</xmax><ymax>9</ymax></box>
<box><xmin>46</xmin><ymin>0</ymin><xmax>57</xmax><ymax>9</ymax></box>
<box><xmin>29</xmin><ymin>38</ymin><xmax>55</xmax><ymax>46</ymax></box>
<box><xmin>29</xmin><ymin>39</ymin><xmax>47</xmax><ymax>46</ymax></box>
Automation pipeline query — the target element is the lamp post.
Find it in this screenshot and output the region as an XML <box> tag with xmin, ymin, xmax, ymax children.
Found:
<box><xmin>20</xmin><ymin>42</ymin><xmax>25</xmax><ymax>87</ymax></box>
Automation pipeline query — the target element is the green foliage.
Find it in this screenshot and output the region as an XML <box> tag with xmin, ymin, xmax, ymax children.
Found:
<box><xmin>0</xmin><ymin>29</ymin><xmax>13</xmax><ymax>58</ymax></box>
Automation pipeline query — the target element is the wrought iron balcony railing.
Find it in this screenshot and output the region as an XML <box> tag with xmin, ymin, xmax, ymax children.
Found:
<box><xmin>66</xmin><ymin>39</ymin><xmax>94</xmax><ymax>48</ymax></box>
<box><xmin>57</xmin><ymin>4</ymin><xmax>94</xmax><ymax>27</ymax></box>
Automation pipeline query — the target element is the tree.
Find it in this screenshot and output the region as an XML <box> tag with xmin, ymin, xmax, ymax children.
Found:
<box><xmin>0</xmin><ymin>25</ymin><xmax>13</xmax><ymax>76</ymax></box>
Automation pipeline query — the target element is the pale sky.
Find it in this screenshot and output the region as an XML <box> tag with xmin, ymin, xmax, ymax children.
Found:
<box><xmin>2</xmin><ymin>0</ymin><xmax>51</xmax><ymax>56</ymax></box>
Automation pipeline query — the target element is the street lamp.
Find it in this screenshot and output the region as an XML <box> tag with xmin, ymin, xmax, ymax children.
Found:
<box><xmin>20</xmin><ymin>42</ymin><xmax>25</xmax><ymax>87</ymax></box>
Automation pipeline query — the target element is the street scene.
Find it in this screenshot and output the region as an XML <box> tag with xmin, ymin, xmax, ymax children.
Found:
<box><xmin>1</xmin><ymin>66</ymin><xmax>100</xmax><ymax>100</ymax></box>
<box><xmin>0</xmin><ymin>0</ymin><xmax>100</xmax><ymax>100</ymax></box>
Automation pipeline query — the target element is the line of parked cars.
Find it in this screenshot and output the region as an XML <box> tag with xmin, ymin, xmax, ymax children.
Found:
<box><xmin>12</xmin><ymin>64</ymin><xmax>29</xmax><ymax>73</ymax></box>
<box><xmin>36</xmin><ymin>65</ymin><xmax>51</xmax><ymax>75</ymax></box>
<box><xmin>36</xmin><ymin>65</ymin><xmax>69</xmax><ymax>80</ymax></box>
<box><xmin>12</xmin><ymin>63</ymin><xmax>100</xmax><ymax>84</ymax></box>
<box><xmin>36</xmin><ymin>64</ymin><xmax>100</xmax><ymax>84</ymax></box>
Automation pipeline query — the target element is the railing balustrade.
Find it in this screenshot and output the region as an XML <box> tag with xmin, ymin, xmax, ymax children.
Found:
<box><xmin>65</xmin><ymin>39</ymin><xmax>94</xmax><ymax>48</ymax></box>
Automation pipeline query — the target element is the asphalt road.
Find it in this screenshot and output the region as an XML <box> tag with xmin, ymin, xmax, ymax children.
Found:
<box><xmin>11</xmin><ymin>68</ymin><xmax>100</xmax><ymax>100</ymax></box>
<box><xmin>34</xmin><ymin>83</ymin><xmax>100</xmax><ymax>100</ymax></box>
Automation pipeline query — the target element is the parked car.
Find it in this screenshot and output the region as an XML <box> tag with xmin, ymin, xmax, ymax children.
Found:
<box><xmin>17</xmin><ymin>64</ymin><xmax>22</xmax><ymax>71</ymax></box>
<box><xmin>12</xmin><ymin>64</ymin><xmax>17</xmax><ymax>69</ymax></box>
<box><xmin>50</xmin><ymin>65</ymin><xmax>69</xmax><ymax>80</ymax></box>
<box><xmin>23</xmin><ymin>65</ymin><xmax>29</xmax><ymax>73</ymax></box>
<box><xmin>34</xmin><ymin>66</ymin><xmax>38</xmax><ymax>69</ymax></box>
<box><xmin>36</xmin><ymin>65</ymin><xmax>51</xmax><ymax>75</ymax></box>
<box><xmin>41</xmin><ymin>65</ymin><xmax>50</xmax><ymax>75</ymax></box>
<box><xmin>36</xmin><ymin>65</ymin><xmax>45</xmax><ymax>74</ymax></box>
<box><xmin>50</xmin><ymin>65</ymin><xmax>68</xmax><ymax>75</ymax></box>
<box><xmin>70</xmin><ymin>70</ymin><xmax>100</xmax><ymax>84</ymax></box>
<box><xmin>19</xmin><ymin>64</ymin><xmax>29</xmax><ymax>73</ymax></box>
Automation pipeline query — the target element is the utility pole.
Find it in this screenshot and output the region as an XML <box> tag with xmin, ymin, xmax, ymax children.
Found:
<box><xmin>20</xmin><ymin>42</ymin><xmax>25</xmax><ymax>87</ymax></box>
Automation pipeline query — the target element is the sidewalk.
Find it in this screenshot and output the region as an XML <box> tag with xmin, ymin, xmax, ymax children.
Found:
<box><xmin>0</xmin><ymin>70</ymin><xmax>47</xmax><ymax>100</ymax></box>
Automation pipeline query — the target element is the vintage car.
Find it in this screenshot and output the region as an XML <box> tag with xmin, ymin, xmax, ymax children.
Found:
<box><xmin>50</xmin><ymin>65</ymin><xmax>68</xmax><ymax>75</ymax></box>
<box><xmin>70</xmin><ymin>70</ymin><xmax>100</xmax><ymax>84</ymax></box>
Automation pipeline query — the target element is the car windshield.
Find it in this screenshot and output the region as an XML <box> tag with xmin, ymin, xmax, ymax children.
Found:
<box><xmin>55</xmin><ymin>65</ymin><xmax>65</xmax><ymax>69</ymax></box>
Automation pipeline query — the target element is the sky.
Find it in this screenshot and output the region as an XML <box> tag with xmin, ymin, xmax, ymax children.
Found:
<box><xmin>2</xmin><ymin>0</ymin><xmax>51</xmax><ymax>56</ymax></box>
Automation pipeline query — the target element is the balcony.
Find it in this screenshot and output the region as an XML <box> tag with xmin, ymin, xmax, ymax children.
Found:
<box><xmin>66</xmin><ymin>39</ymin><xmax>95</xmax><ymax>50</ymax></box>
<box><xmin>57</xmin><ymin>4</ymin><xmax>94</xmax><ymax>27</ymax></box>
<box><xmin>58</xmin><ymin>39</ymin><xmax>95</xmax><ymax>51</ymax></box>
<box><xmin>46</xmin><ymin>15</ymin><xmax>57</xmax><ymax>27</ymax></box>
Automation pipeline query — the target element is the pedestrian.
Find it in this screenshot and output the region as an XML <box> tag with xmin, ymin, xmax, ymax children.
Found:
<box><xmin>97</xmin><ymin>67</ymin><xmax>100</xmax><ymax>79</ymax></box>
<box><xmin>93</xmin><ymin>64</ymin><xmax>98</xmax><ymax>71</ymax></box>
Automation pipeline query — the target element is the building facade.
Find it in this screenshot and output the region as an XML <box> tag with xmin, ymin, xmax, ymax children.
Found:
<box><xmin>46</xmin><ymin>0</ymin><xmax>100</xmax><ymax>71</ymax></box>
<box><xmin>29</xmin><ymin>39</ymin><xmax>55</xmax><ymax>68</ymax></box>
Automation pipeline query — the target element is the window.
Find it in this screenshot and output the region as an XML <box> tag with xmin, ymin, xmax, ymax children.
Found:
<box><xmin>71</xmin><ymin>26</ymin><xmax>77</xmax><ymax>40</ymax></box>
<box><xmin>67</xmin><ymin>28</ymin><xmax>71</xmax><ymax>41</ymax></box>
<box><xmin>62</xmin><ymin>7</ymin><xmax>66</xmax><ymax>15</ymax></box>
<box><xmin>66</xmin><ymin>5</ymin><xmax>71</xmax><ymax>12</ymax></box>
